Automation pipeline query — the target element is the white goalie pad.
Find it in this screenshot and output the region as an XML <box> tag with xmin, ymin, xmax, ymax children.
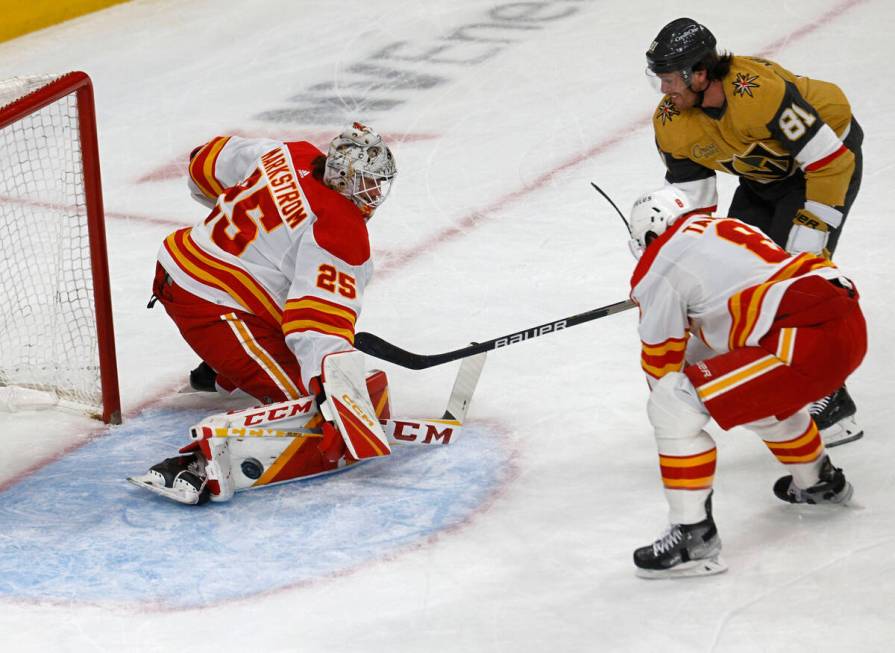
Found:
<box><xmin>186</xmin><ymin>395</ymin><xmax>326</xmax><ymax>500</ymax></box>
<box><xmin>320</xmin><ymin>350</ymin><xmax>391</xmax><ymax>460</ymax></box>
<box><xmin>192</xmin><ymin>394</ymin><xmax>321</xmax><ymax>433</ymax></box>
<box><xmin>128</xmin><ymin>352</ymin><xmax>487</xmax><ymax>504</ymax></box>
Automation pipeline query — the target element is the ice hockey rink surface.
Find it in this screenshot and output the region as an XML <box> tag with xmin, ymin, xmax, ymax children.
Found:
<box><xmin>1</xmin><ymin>1</ymin><xmax>893</xmax><ymax>651</ymax></box>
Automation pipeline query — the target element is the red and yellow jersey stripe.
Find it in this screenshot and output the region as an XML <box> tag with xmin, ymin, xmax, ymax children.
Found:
<box><xmin>163</xmin><ymin>228</ymin><xmax>283</xmax><ymax>326</ymax></box>
<box><xmin>659</xmin><ymin>448</ymin><xmax>716</xmax><ymax>490</ymax></box>
<box><xmin>641</xmin><ymin>335</ymin><xmax>688</xmax><ymax>380</ymax></box>
<box><xmin>763</xmin><ymin>419</ymin><xmax>823</xmax><ymax>464</ymax></box>
<box><xmin>697</xmin><ymin>354</ymin><xmax>783</xmax><ymax>403</ymax></box>
<box><xmin>221</xmin><ymin>312</ymin><xmax>304</xmax><ymax>398</ymax></box>
<box><xmin>727</xmin><ymin>253</ymin><xmax>835</xmax><ymax>349</ymax></box>
<box><xmin>282</xmin><ymin>295</ymin><xmax>357</xmax><ymax>344</ymax></box>
<box><xmin>189</xmin><ymin>136</ymin><xmax>231</xmax><ymax>201</ymax></box>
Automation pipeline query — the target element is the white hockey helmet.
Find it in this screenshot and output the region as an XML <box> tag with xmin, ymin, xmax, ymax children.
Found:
<box><xmin>323</xmin><ymin>122</ymin><xmax>396</xmax><ymax>218</ymax></box>
<box><xmin>628</xmin><ymin>186</ymin><xmax>691</xmax><ymax>258</ymax></box>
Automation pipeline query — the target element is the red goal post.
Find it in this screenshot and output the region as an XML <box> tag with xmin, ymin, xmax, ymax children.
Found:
<box><xmin>0</xmin><ymin>71</ymin><xmax>121</xmax><ymax>424</ymax></box>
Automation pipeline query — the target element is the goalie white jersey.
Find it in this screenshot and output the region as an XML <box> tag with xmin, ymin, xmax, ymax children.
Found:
<box><xmin>630</xmin><ymin>214</ymin><xmax>842</xmax><ymax>386</ymax></box>
<box><xmin>157</xmin><ymin>136</ymin><xmax>373</xmax><ymax>389</ymax></box>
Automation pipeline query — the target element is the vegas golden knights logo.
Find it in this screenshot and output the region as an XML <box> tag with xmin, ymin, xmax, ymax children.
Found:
<box><xmin>656</xmin><ymin>98</ymin><xmax>679</xmax><ymax>125</ymax></box>
<box><xmin>731</xmin><ymin>73</ymin><xmax>760</xmax><ymax>97</ymax></box>
<box><xmin>719</xmin><ymin>142</ymin><xmax>795</xmax><ymax>181</ymax></box>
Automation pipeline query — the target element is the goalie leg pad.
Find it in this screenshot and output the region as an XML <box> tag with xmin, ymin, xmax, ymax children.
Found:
<box><xmin>129</xmin><ymin>369</ymin><xmax>396</xmax><ymax>503</ymax></box>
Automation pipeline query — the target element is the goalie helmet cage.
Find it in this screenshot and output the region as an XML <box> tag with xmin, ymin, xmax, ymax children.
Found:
<box><xmin>0</xmin><ymin>71</ymin><xmax>121</xmax><ymax>424</ymax></box>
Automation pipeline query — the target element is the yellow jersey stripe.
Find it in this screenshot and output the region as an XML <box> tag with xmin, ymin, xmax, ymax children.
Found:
<box><xmin>283</xmin><ymin>319</ymin><xmax>355</xmax><ymax>344</ymax></box>
<box><xmin>776</xmin><ymin>327</ymin><xmax>796</xmax><ymax>365</ymax></box>
<box><xmin>698</xmin><ymin>355</ymin><xmax>782</xmax><ymax>401</ymax></box>
<box><xmin>641</xmin><ymin>339</ymin><xmax>687</xmax><ymax>356</ymax></box>
<box><xmin>201</xmin><ymin>137</ymin><xmax>229</xmax><ymax>197</ymax></box>
<box><xmin>662</xmin><ymin>477</ymin><xmax>714</xmax><ymax>489</ymax></box>
<box><xmin>176</xmin><ymin>233</ymin><xmax>283</xmax><ymax>324</ymax></box>
<box><xmin>224</xmin><ymin>314</ymin><xmax>301</xmax><ymax>398</ymax></box>
<box><xmin>659</xmin><ymin>450</ymin><xmax>717</xmax><ymax>468</ymax></box>
<box><xmin>642</xmin><ymin>360</ymin><xmax>685</xmax><ymax>378</ymax></box>
<box><xmin>285</xmin><ymin>298</ymin><xmax>357</xmax><ymax>325</ymax></box>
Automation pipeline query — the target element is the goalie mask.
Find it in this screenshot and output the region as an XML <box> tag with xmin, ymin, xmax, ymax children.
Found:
<box><xmin>628</xmin><ymin>187</ymin><xmax>691</xmax><ymax>259</ymax></box>
<box><xmin>323</xmin><ymin>123</ymin><xmax>397</xmax><ymax>219</ymax></box>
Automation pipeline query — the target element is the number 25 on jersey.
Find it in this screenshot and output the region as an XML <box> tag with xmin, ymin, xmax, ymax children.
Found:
<box><xmin>316</xmin><ymin>264</ymin><xmax>356</xmax><ymax>299</ymax></box>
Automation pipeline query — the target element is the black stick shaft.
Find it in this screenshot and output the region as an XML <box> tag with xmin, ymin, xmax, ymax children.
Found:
<box><xmin>355</xmin><ymin>298</ymin><xmax>635</xmax><ymax>370</ymax></box>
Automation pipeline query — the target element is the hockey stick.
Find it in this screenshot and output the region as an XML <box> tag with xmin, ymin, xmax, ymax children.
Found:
<box><xmin>355</xmin><ymin>298</ymin><xmax>635</xmax><ymax>370</ymax></box>
<box><xmin>590</xmin><ymin>181</ymin><xmax>633</xmax><ymax>237</ymax></box>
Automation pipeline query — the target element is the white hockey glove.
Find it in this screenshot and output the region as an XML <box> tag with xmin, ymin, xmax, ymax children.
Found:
<box><xmin>785</xmin><ymin>208</ymin><xmax>830</xmax><ymax>258</ymax></box>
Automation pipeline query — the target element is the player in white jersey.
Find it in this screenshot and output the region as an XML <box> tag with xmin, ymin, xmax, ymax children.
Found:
<box><xmin>132</xmin><ymin>123</ymin><xmax>398</xmax><ymax>504</ymax></box>
<box><xmin>152</xmin><ymin>122</ymin><xmax>395</xmax><ymax>402</ymax></box>
<box><xmin>626</xmin><ymin>187</ymin><xmax>866</xmax><ymax>578</ymax></box>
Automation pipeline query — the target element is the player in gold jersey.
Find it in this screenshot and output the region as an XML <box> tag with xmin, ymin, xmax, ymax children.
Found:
<box><xmin>644</xmin><ymin>18</ymin><xmax>864</xmax><ymax>447</ymax></box>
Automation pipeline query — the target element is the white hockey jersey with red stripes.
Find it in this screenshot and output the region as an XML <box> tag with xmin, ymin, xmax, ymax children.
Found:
<box><xmin>157</xmin><ymin>136</ymin><xmax>373</xmax><ymax>389</ymax></box>
<box><xmin>630</xmin><ymin>214</ymin><xmax>842</xmax><ymax>386</ymax></box>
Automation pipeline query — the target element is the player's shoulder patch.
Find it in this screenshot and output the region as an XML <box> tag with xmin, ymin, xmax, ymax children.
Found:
<box><xmin>652</xmin><ymin>98</ymin><xmax>699</xmax><ymax>158</ymax></box>
<box><xmin>730</xmin><ymin>71</ymin><xmax>761</xmax><ymax>98</ymax></box>
<box><xmin>725</xmin><ymin>57</ymin><xmax>786</xmax><ymax>103</ymax></box>
<box><xmin>654</xmin><ymin>97</ymin><xmax>681</xmax><ymax>126</ymax></box>
<box><xmin>723</xmin><ymin>57</ymin><xmax>790</xmax><ymax>129</ymax></box>
<box><xmin>312</xmin><ymin>195</ymin><xmax>370</xmax><ymax>266</ymax></box>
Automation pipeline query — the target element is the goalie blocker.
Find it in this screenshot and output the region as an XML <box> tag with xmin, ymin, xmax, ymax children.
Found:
<box><xmin>128</xmin><ymin>351</ymin><xmax>485</xmax><ymax>505</ymax></box>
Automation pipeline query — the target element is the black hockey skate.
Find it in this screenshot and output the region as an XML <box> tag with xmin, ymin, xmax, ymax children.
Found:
<box><xmin>810</xmin><ymin>385</ymin><xmax>862</xmax><ymax>447</ymax></box>
<box><xmin>127</xmin><ymin>454</ymin><xmax>210</xmax><ymax>505</ymax></box>
<box><xmin>189</xmin><ymin>361</ymin><xmax>218</xmax><ymax>393</ymax></box>
<box><xmin>633</xmin><ymin>493</ymin><xmax>727</xmax><ymax>578</ymax></box>
<box><xmin>773</xmin><ymin>455</ymin><xmax>853</xmax><ymax>505</ymax></box>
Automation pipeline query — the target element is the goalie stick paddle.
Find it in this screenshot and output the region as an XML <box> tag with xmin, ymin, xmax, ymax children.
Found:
<box><xmin>355</xmin><ymin>298</ymin><xmax>636</xmax><ymax>370</ymax></box>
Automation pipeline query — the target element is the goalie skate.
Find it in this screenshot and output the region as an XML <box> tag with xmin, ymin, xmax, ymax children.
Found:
<box><xmin>127</xmin><ymin>454</ymin><xmax>210</xmax><ymax>505</ymax></box>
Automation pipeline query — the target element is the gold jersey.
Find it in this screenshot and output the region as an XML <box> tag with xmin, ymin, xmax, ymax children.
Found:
<box><xmin>653</xmin><ymin>56</ymin><xmax>855</xmax><ymax>213</ymax></box>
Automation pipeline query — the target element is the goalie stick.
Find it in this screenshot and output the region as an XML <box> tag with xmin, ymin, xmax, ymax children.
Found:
<box><xmin>355</xmin><ymin>298</ymin><xmax>635</xmax><ymax>370</ymax></box>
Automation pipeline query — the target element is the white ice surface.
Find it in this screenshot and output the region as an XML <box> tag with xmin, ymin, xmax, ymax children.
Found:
<box><xmin>1</xmin><ymin>1</ymin><xmax>893</xmax><ymax>651</ymax></box>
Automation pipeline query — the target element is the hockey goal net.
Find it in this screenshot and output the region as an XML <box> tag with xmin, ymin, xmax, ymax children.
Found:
<box><xmin>0</xmin><ymin>72</ymin><xmax>121</xmax><ymax>424</ymax></box>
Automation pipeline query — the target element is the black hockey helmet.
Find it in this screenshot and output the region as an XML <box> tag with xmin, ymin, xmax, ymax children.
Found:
<box><xmin>646</xmin><ymin>18</ymin><xmax>716</xmax><ymax>76</ymax></box>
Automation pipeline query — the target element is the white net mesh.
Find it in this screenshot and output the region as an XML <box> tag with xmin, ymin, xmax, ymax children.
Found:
<box><xmin>0</xmin><ymin>74</ymin><xmax>104</xmax><ymax>415</ymax></box>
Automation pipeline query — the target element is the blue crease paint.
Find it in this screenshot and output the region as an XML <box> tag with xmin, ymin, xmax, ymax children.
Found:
<box><xmin>0</xmin><ymin>406</ymin><xmax>508</xmax><ymax>609</ymax></box>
